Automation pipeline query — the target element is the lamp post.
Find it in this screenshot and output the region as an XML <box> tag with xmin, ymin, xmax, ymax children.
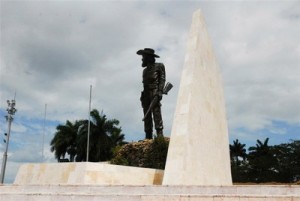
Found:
<box><xmin>1</xmin><ymin>99</ymin><xmax>17</xmax><ymax>183</ymax></box>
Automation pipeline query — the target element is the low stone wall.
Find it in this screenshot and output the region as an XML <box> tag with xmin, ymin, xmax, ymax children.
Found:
<box><xmin>14</xmin><ymin>162</ymin><xmax>164</xmax><ymax>185</ymax></box>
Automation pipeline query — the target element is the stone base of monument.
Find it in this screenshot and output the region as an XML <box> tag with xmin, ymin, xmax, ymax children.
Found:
<box><xmin>14</xmin><ymin>162</ymin><xmax>164</xmax><ymax>185</ymax></box>
<box><xmin>0</xmin><ymin>162</ymin><xmax>299</xmax><ymax>200</ymax></box>
<box><xmin>1</xmin><ymin>184</ymin><xmax>299</xmax><ymax>201</ymax></box>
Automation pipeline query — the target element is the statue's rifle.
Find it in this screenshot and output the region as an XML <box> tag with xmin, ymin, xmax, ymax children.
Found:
<box><xmin>142</xmin><ymin>82</ymin><xmax>173</xmax><ymax>121</ymax></box>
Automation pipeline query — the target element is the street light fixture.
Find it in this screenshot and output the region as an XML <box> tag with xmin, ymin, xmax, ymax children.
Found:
<box><xmin>1</xmin><ymin>99</ymin><xmax>17</xmax><ymax>183</ymax></box>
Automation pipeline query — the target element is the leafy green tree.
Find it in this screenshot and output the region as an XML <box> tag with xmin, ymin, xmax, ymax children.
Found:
<box><xmin>229</xmin><ymin>138</ymin><xmax>300</xmax><ymax>183</ymax></box>
<box><xmin>248</xmin><ymin>138</ymin><xmax>277</xmax><ymax>182</ymax></box>
<box><xmin>249</xmin><ymin>138</ymin><xmax>270</xmax><ymax>155</ymax></box>
<box><xmin>74</xmin><ymin>119</ymin><xmax>89</xmax><ymax>162</ymax></box>
<box><xmin>230</xmin><ymin>139</ymin><xmax>247</xmax><ymax>166</ymax></box>
<box><xmin>229</xmin><ymin>139</ymin><xmax>249</xmax><ymax>182</ymax></box>
<box><xmin>50</xmin><ymin>120</ymin><xmax>81</xmax><ymax>162</ymax></box>
<box><xmin>110</xmin><ymin>127</ymin><xmax>126</xmax><ymax>147</ymax></box>
<box><xmin>273</xmin><ymin>140</ymin><xmax>300</xmax><ymax>182</ymax></box>
<box><xmin>50</xmin><ymin>109</ymin><xmax>125</xmax><ymax>162</ymax></box>
<box><xmin>288</xmin><ymin>140</ymin><xmax>300</xmax><ymax>182</ymax></box>
<box><xmin>76</xmin><ymin>109</ymin><xmax>124</xmax><ymax>162</ymax></box>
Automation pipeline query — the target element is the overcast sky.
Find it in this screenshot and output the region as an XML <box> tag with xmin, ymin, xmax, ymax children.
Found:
<box><xmin>1</xmin><ymin>0</ymin><xmax>300</xmax><ymax>183</ymax></box>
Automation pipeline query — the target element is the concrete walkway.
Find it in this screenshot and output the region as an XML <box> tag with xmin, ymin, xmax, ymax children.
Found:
<box><xmin>0</xmin><ymin>184</ymin><xmax>299</xmax><ymax>201</ymax></box>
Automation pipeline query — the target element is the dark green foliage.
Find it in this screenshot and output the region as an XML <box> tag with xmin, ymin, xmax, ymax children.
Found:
<box><xmin>50</xmin><ymin>120</ymin><xmax>82</xmax><ymax>162</ymax></box>
<box><xmin>272</xmin><ymin>140</ymin><xmax>300</xmax><ymax>182</ymax></box>
<box><xmin>50</xmin><ymin>109</ymin><xmax>126</xmax><ymax>162</ymax></box>
<box><xmin>247</xmin><ymin>138</ymin><xmax>278</xmax><ymax>182</ymax></box>
<box><xmin>110</xmin><ymin>145</ymin><xmax>129</xmax><ymax>166</ymax></box>
<box><xmin>111</xmin><ymin>137</ymin><xmax>169</xmax><ymax>170</ymax></box>
<box><xmin>230</xmin><ymin>139</ymin><xmax>248</xmax><ymax>182</ymax></box>
<box><xmin>145</xmin><ymin>136</ymin><xmax>169</xmax><ymax>169</ymax></box>
<box><xmin>230</xmin><ymin>138</ymin><xmax>300</xmax><ymax>183</ymax></box>
<box><xmin>111</xmin><ymin>141</ymin><xmax>149</xmax><ymax>167</ymax></box>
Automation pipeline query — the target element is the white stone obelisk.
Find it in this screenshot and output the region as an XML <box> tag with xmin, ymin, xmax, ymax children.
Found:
<box><xmin>163</xmin><ymin>9</ymin><xmax>232</xmax><ymax>185</ymax></box>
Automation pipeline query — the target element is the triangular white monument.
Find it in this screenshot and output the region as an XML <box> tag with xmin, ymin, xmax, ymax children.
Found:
<box><xmin>163</xmin><ymin>9</ymin><xmax>232</xmax><ymax>185</ymax></box>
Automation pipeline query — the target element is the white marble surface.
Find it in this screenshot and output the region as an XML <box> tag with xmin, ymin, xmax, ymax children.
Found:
<box><xmin>14</xmin><ymin>162</ymin><xmax>164</xmax><ymax>185</ymax></box>
<box><xmin>163</xmin><ymin>9</ymin><xmax>232</xmax><ymax>185</ymax></box>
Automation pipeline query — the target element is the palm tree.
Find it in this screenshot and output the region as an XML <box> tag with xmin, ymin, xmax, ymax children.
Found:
<box><xmin>248</xmin><ymin>138</ymin><xmax>270</xmax><ymax>156</ymax></box>
<box><xmin>110</xmin><ymin>127</ymin><xmax>126</xmax><ymax>147</ymax></box>
<box><xmin>230</xmin><ymin>139</ymin><xmax>247</xmax><ymax>166</ymax></box>
<box><xmin>248</xmin><ymin>138</ymin><xmax>277</xmax><ymax>182</ymax></box>
<box><xmin>50</xmin><ymin>109</ymin><xmax>125</xmax><ymax>162</ymax></box>
<box><xmin>50</xmin><ymin>120</ymin><xmax>80</xmax><ymax>162</ymax></box>
<box><xmin>76</xmin><ymin>109</ymin><xmax>125</xmax><ymax>162</ymax></box>
<box><xmin>229</xmin><ymin>139</ymin><xmax>248</xmax><ymax>182</ymax></box>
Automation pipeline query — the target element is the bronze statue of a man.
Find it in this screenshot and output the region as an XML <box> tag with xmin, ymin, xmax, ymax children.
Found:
<box><xmin>137</xmin><ymin>48</ymin><xmax>166</xmax><ymax>139</ymax></box>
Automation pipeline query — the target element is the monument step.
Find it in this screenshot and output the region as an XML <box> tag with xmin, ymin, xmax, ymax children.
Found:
<box><xmin>0</xmin><ymin>185</ymin><xmax>299</xmax><ymax>201</ymax></box>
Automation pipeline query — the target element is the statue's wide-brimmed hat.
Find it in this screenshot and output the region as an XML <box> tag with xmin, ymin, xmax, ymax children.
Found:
<box><xmin>137</xmin><ymin>48</ymin><xmax>160</xmax><ymax>58</ymax></box>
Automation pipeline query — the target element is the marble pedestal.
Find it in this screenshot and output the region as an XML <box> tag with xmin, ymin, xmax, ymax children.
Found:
<box><xmin>14</xmin><ymin>162</ymin><xmax>163</xmax><ymax>185</ymax></box>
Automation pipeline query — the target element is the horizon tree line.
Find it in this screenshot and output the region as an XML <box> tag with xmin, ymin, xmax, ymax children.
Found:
<box><xmin>230</xmin><ymin>138</ymin><xmax>300</xmax><ymax>183</ymax></box>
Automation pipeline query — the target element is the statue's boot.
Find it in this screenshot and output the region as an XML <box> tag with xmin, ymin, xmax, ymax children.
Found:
<box><xmin>156</xmin><ymin>130</ymin><xmax>164</xmax><ymax>137</ymax></box>
<box><xmin>145</xmin><ymin>132</ymin><xmax>153</xmax><ymax>139</ymax></box>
